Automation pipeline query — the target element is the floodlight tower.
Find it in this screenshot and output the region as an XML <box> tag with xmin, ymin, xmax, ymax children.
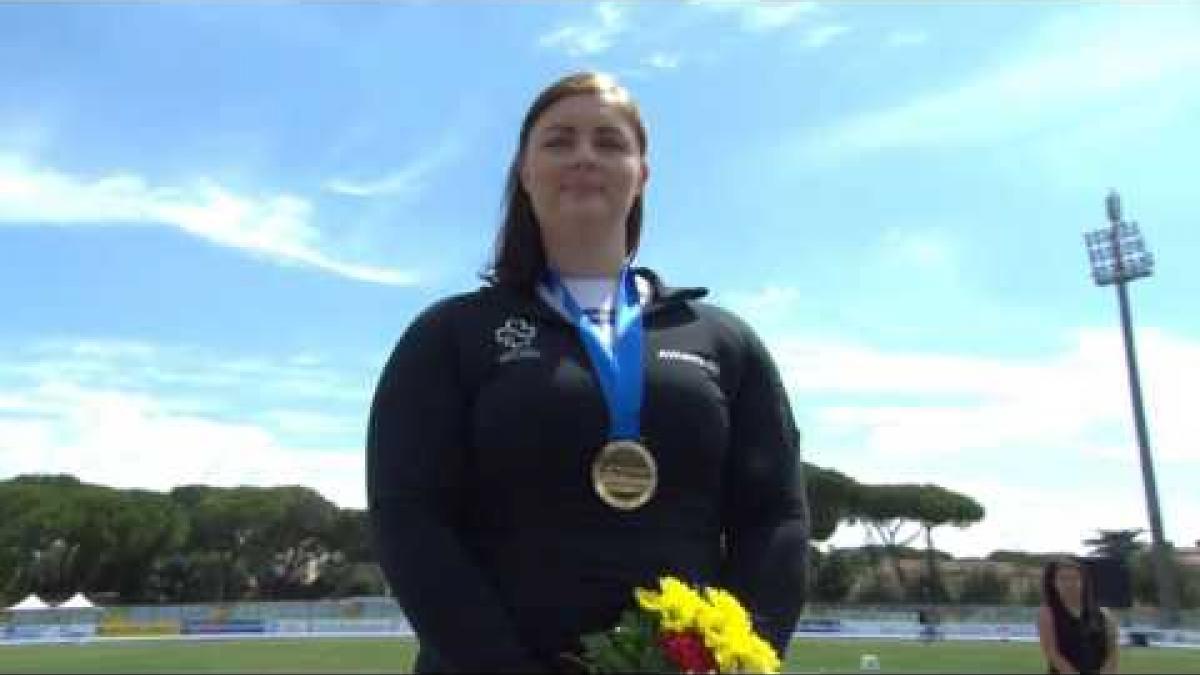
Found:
<box><xmin>1082</xmin><ymin>190</ymin><xmax>1178</xmax><ymax>628</ymax></box>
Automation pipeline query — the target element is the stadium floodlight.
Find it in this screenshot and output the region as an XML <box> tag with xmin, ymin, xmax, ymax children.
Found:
<box><xmin>1082</xmin><ymin>190</ymin><xmax>1178</xmax><ymax>628</ymax></box>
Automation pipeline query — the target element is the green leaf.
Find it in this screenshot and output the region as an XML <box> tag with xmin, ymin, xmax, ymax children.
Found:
<box><xmin>576</xmin><ymin>609</ymin><xmax>671</xmax><ymax>673</ymax></box>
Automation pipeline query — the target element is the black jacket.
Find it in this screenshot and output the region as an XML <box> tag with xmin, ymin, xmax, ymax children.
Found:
<box><xmin>367</xmin><ymin>268</ymin><xmax>809</xmax><ymax>672</ymax></box>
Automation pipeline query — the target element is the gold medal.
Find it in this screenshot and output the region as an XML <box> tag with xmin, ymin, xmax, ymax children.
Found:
<box><xmin>592</xmin><ymin>439</ymin><xmax>657</xmax><ymax>510</ymax></box>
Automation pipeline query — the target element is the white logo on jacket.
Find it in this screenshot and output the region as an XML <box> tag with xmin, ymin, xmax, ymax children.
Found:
<box><xmin>658</xmin><ymin>349</ymin><xmax>720</xmax><ymax>376</ymax></box>
<box><xmin>495</xmin><ymin>317</ymin><xmax>541</xmax><ymax>363</ymax></box>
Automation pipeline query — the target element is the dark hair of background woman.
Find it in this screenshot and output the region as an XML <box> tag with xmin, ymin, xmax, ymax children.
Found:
<box><xmin>1042</xmin><ymin>557</ymin><xmax>1109</xmax><ymax>661</ymax></box>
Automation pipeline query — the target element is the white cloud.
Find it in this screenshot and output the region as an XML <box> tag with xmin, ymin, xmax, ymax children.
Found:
<box><xmin>885</xmin><ymin>29</ymin><xmax>927</xmax><ymax>48</ymax></box>
<box><xmin>0</xmin><ymin>383</ymin><xmax>366</xmax><ymax>508</ymax></box>
<box><xmin>0</xmin><ymin>339</ymin><xmax>369</xmax><ymax>508</ymax></box>
<box><xmin>58</xmin><ymin>340</ymin><xmax>161</xmax><ymax>361</ymax></box>
<box><xmin>6</xmin><ymin>338</ymin><xmax>370</xmax><ymax>407</ymax></box>
<box><xmin>261</xmin><ymin>409</ymin><xmax>361</xmax><ymax>438</ymax></box>
<box><xmin>1024</xmin><ymin>82</ymin><xmax>1199</xmax><ymax>192</ymax></box>
<box><xmin>608</xmin><ymin>2</ymin><xmax>826</xmax><ymax>74</ymax></box>
<box><xmin>774</xmin><ymin>326</ymin><xmax>1198</xmax><ymax>555</ymax></box>
<box><xmin>688</xmin><ymin>0</ymin><xmax>819</xmax><ymax>33</ymax></box>
<box><xmin>878</xmin><ymin>227</ymin><xmax>958</xmax><ymax>275</ymax></box>
<box><xmin>719</xmin><ymin>285</ymin><xmax>804</xmax><ymax>327</ymax></box>
<box><xmin>776</xmin><ymin>327</ymin><xmax>1199</xmax><ymax>459</ymax></box>
<box><xmin>324</xmin><ymin>172</ymin><xmax>420</xmax><ymax>199</ymax></box>
<box><xmin>777</xmin><ymin>340</ymin><xmax>1036</xmax><ymax>399</ymax></box>
<box><xmin>795</xmin><ymin>6</ymin><xmax>1200</xmax><ymax>160</ymax></box>
<box><xmin>800</xmin><ymin>24</ymin><xmax>848</xmax><ymax>49</ymax></box>
<box><xmin>643</xmin><ymin>52</ymin><xmax>682</xmax><ymax>70</ymax></box>
<box><xmin>0</xmin><ymin>154</ymin><xmax>417</xmax><ymax>285</ymax></box>
<box><xmin>324</xmin><ymin>134</ymin><xmax>465</xmax><ymax>199</ymax></box>
<box><xmin>539</xmin><ymin>2</ymin><xmax>627</xmax><ymax>57</ymax></box>
<box><xmin>743</xmin><ymin>3</ymin><xmax>819</xmax><ymax>33</ymax></box>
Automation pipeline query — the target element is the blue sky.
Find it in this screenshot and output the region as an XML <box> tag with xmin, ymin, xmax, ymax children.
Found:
<box><xmin>1</xmin><ymin>1</ymin><xmax>1197</xmax><ymax>558</ymax></box>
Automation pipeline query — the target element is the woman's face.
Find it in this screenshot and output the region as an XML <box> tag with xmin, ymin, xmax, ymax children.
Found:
<box><xmin>1055</xmin><ymin>564</ymin><xmax>1083</xmax><ymax>605</ymax></box>
<box><xmin>520</xmin><ymin>92</ymin><xmax>648</xmax><ymax>244</ymax></box>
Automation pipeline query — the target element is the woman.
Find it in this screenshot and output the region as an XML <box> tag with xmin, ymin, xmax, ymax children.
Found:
<box><xmin>367</xmin><ymin>71</ymin><xmax>809</xmax><ymax>672</ymax></box>
<box><xmin>1037</xmin><ymin>558</ymin><xmax>1119</xmax><ymax>674</ymax></box>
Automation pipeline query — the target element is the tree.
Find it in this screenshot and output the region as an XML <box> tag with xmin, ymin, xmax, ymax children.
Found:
<box><xmin>0</xmin><ymin>481</ymin><xmax>49</xmax><ymax>600</ymax></box>
<box><xmin>987</xmin><ymin>550</ymin><xmax>1072</xmax><ymax>566</ymax></box>
<box><xmin>844</xmin><ymin>483</ymin><xmax>983</xmax><ymax>604</ymax></box>
<box><xmin>94</xmin><ymin>489</ymin><xmax>189</xmax><ymax>601</ymax></box>
<box><xmin>1084</xmin><ymin>529</ymin><xmax>1146</xmax><ymax>563</ymax></box>
<box><xmin>802</xmin><ymin>464</ymin><xmax>860</xmax><ymax>542</ymax></box>
<box><xmin>314</xmin><ymin>561</ymin><xmax>389</xmax><ymax>598</ymax></box>
<box><xmin>1181</xmin><ymin>566</ymin><xmax>1200</xmax><ymax>610</ymax></box>
<box><xmin>849</xmin><ymin>484</ymin><xmax>925</xmax><ymax>598</ymax></box>
<box><xmin>809</xmin><ymin>548</ymin><xmax>858</xmax><ymax>603</ymax></box>
<box><xmin>171</xmin><ymin>485</ymin><xmax>342</xmax><ymax>600</ymax></box>
<box><xmin>325</xmin><ymin>509</ymin><xmax>373</xmax><ymax>563</ymax></box>
<box><xmin>7</xmin><ymin>474</ymin><xmax>82</xmax><ymax>488</ymax></box>
<box><xmin>1019</xmin><ymin>580</ymin><xmax>1043</xmax><ymax>606</ymax></box>
<box><xmin>146</xmin><ymin>551</ymin><xmax>235</xmax><ymax>603</ymax></box>
<box><xmin>252</xmin><ymin>486</ymin><xmax>338</xmax><ymax>599</ymax></box>
<box><xmin>853</xmin><ymin>571</ymin><xmax>904</xmax><ymax>604</ymax></box>
<box><xmin>913</xmin><ymin>484</ymin><xmax>984</xmax><ymax>604</ymax></box>
<box><xmin>1131</xmin><ymin>545</ymin><xmax>1200</xmax><ymax>609</ymax></box>
<box><xmin>169</xmin><ymin>484</ymin><xmax>220</xmax><ymax>512</ymax></box>
<box><xmin>182</xmin><ymin>487</ymin><xmax>282</xmax><ymax>600</ymax></box>
<box><xmin>3</xmin><ymin>470</ymin><xmax>990</xmax><ymax>605</ymax></box>
<box><xmin>957</xmin><ymin>566</ymin><xmax>1012</xmax><ymax>605</ymax></box>
<box><xmin>6</xmin><ymin>476</ymin><xmax>360</xmax><ymax>603</ymax></box>
<box><xmin>0</xmin><ymin>477</ymin><xmax>189</xmax><ymax>602</ymax></box>
<box><xmin>0</xmin><ymin>478</ymin><xmax>95</xmax><ymax>600</ymax></box>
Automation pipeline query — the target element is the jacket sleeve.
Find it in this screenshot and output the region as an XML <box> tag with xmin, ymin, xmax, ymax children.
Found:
<box><xmin>718</xmin><ymin>322</ymin><xmax>809</xmax><ymax>657</ymax></box>
<box><xmin>367</xmin><ymin>300</ymin><xmax>542</xmax><ymax>672</ymax></box>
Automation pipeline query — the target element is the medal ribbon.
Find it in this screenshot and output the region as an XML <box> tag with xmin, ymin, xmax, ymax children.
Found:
<box><xmin>545</xmin><ymin>265</ymin><xmax>644</xmax><ymax>440</ymax></box>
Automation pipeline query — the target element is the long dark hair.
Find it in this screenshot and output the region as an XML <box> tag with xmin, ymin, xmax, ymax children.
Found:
<box><xmin>1042</xmin><ymin>558</ymin><xmax>1108</xmax><ymax>651</ymax></box>
<box><xmin>481</xmin><ymin>72</ymin><xmax>648</xmax><ymax>294</ymax></box>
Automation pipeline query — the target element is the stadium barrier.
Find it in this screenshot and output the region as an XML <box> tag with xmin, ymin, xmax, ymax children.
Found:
<box><xmin>4</xmin><ymin>596</ymin><xmax>1198</xmax><ymax>649</ymax></box>
<box><xmin>1125</xmin><ymin>629</ymin><xmax>1200</xmax><ymax>647</ymax></box>
<box><xmin>4</xmin><ymin>624</ymin><xmax>97</xmax><ymax>640</ymax></box>
<box><xmin>268</xmin><ymin>618</ymin><xmax>402</xmax><ymax>634</ymax></box>
<box><xmin>96</xmin><ymin>619</ymin><xmax>181</xmax><ymax>637</ymax></box>
<box><xmin>794</xmin><ymin>618</ymin><xmax>843</xmax><ymax>633</ymax></box>
<box><xmin>7</xmin><ymin>618</ymin><xmax>1195</xmax><ymax>648</ymax></box>
<box><xmin>182</xmin><ymin>619</ymin><xmax>266</xmax><ymax>635</ymax></box>
<box><xmin>789</xmin><ymin>620</ymin><xmax>1200</xmax><ymax>647</ymax></box>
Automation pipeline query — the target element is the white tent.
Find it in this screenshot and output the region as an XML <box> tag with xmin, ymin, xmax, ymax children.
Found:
<box><xmin>56</xmin><ymin>592</ymin><xmax>99</xmax><ymax>610</ymax></box>
<box><xmin>4</xmin><ymin>593</ymin><xmax>51</xmax><ymax>611</ymax></box>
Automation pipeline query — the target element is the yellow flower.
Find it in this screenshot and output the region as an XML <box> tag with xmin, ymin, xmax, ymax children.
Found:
<box><xmin>698</xmin><ymin>587</ymin><xmax>753</xmax><ymax>636</ymax></box>
<box><xmin>708</xmin><ymin>629</ymin><xmax>780</xmax><ymax>674</ymax></box>
<box><xmin>694</xmin><ymin>587</ymin><xmax>780</xmax><ymax>674</ymax></box>
<box><xmin>634</xmin><ymin>577</ymin><xmax>781</xmax><ymax>673</ymax></box>
<box><xmin>740</xmin><ymin>633</ymin><xmax>782</xmax><ymax>673</ymax></box>
<box><xmin>634</xmin><ymin>577</ymin><xmax>706</xmax><ymax>633</ymax></box>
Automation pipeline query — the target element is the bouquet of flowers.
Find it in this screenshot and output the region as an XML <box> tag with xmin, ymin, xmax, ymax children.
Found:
<box><xmin>569</xmin><ymin>576</ymin><xmax>782</xmax><ymax>673</ymax></box>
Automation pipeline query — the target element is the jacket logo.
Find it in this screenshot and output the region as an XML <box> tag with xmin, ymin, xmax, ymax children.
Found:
<box><xmin>495</xmin><ymin>317</ymin><xmax>541</xmax><ymax>363</ymax></box>
<box><xmin>658</xmin><ymin>349</ymin><xmax>720</xmax><ymax>376</ymax></box>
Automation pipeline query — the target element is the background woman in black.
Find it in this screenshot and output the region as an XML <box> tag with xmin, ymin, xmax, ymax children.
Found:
<box><xmin>367</xmin><ymin>71</ymin><xmax>808</xmax><ymax>672</ymax></box>
<box><xmin>1037</xmin><ymin>558</ymin><xmax>1119</xmax><ymax>674</ymax></box>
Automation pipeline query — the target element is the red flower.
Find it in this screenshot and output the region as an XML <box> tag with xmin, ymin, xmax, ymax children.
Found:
<box><xmin>658</xmin><ymin>630</ymin><xmax>718</xmax><ymax>674</ymax></box>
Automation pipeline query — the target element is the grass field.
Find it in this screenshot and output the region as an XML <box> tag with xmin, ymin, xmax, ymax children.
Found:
<box><xmin>1</xmin><ymin>637</ymin><xmax>1197</xmax><ymax>673</ymax></box>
